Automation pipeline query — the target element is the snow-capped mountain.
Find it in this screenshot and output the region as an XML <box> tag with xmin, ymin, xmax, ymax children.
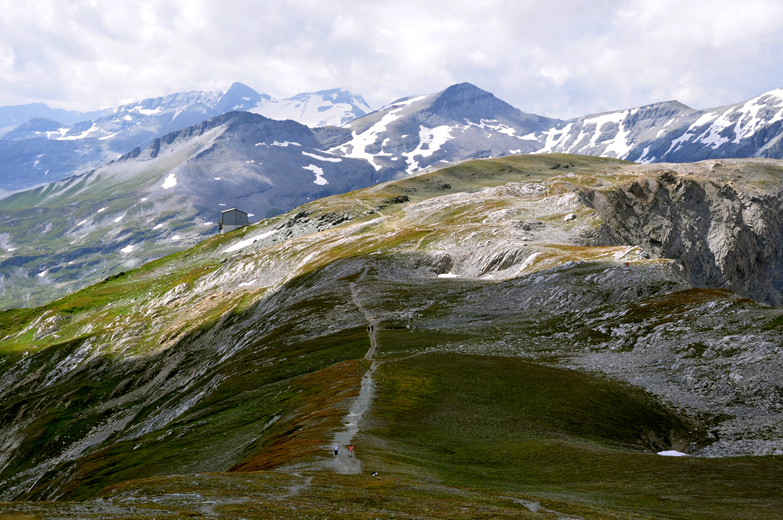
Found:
<box><xmin>5</xmin><ymin>80</ymin><xmax>783</xmax><ymax>196</ymax></box>
<box><xmin>534</xmin><ymin>101</ymin><xmax>697</xmax><ymax>161</ymax></box>
<box><xmin>0</xmin><ymin>103</ymin><xmax>111</xmax><ymax>137</ymax></box>
<box><xmin>249</xmin><ymin>88</ymin><xmax>372</xmax><ymax>128</ymax></box>
<box><xmin>530</xmin><ymin>88</ymin><xmax>783</xmax><ymax>163</ymax></box>
<box><xmin>330</xmin><ymin>82</ymin><xmax>558</xmax><ymax>175</ymax></box>
<box><xmin>0</xmin><ymin>90</ymin><xmax>225</xmax><ymax>193</ymax></box>
<box><xmin>330</xmin><ymin>83</ymin><xmax>783</xmax><ymax>174</ymax></box>
<box><xmin>0</xmin><ymin>83</ymin><xmax>372</xmax><ymax>193</ymax></box>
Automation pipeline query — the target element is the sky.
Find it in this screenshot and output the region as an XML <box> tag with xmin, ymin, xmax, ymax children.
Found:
<box><xmin>1</xmin><ymin>0</ymin><xmax>783</xmax><ymax>119</ymax></box>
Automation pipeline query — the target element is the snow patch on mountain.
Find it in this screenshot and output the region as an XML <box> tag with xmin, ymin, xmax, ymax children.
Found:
<box><xmin>464</xmin><ymin>119</ymin><xmax>517</xmax><ymax>136</ymax></box>
<box><xmin>538</xmin><ymin>122</ymin><xmax>574</xmax><ymax>154</ymax></box>
<box><xmin>402</xmin><ymin>125</ymin><xmax>454</xmax><ymax>173</ymax></box>
<box><xmin>535</xmin><ymin>109</ymin><xmax>639</xmax><ymax>158</ymax></box>
<box><xmin>161</xmin><ymin>174</ymin><xmax>177</xmax><ymax>189</ymax></box>
<box><xmin>224</xmin><ymin>228</ymin><xmax>278</xmax><ymax>253</ymax></box>
<box><xmin>331</xmin><ymin>109</ymin><xmax>402</xmax><ymax>170</ymax></box>
<box><xmin>303</xmin><ymin>164</ymin><xmax>328</xmax><ymax>185</ymax></box>
<box><xmin>302</xmin><ymin>151</ymin><xmax>342</xmax><ymax>162</ymax></box>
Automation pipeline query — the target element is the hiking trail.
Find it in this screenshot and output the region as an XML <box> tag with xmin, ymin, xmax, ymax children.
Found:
<box><xmin>324</xmin><ymin>275</ymin><xmax>378</xmax><ymax>474</ymax></box>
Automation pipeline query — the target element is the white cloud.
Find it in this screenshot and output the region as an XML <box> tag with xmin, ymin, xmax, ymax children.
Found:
<box><xmin>0</xmin><ymin>1</ymin><xmax>782</xmax><ymax>118</ymax></box>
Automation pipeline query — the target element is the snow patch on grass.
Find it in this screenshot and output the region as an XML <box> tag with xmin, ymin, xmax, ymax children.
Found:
<box><xmin>658</xmin><ymin>450</ymin><xmax>688</xmax><ymax>457</ymax></box>
<box><xmin>224</xmin><ymin>229</ymin><xmax>278</xmax><ymax>253</ymax></box>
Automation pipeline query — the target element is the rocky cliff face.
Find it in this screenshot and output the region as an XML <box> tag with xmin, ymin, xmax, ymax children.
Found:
<box><xmin>583</xmin><ymin>160</ymin><xmax>783</xmax><ymax>304</ymax></box>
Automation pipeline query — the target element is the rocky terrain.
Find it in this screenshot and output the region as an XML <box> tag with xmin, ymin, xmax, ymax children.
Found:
<box><xmin>0</xmin><ymin>154</ymin><xmax>782</xmax><ymax>518</ymax></box>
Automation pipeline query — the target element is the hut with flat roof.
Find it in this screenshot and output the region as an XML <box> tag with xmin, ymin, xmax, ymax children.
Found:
<box><xmin>219</xmin><ymin>208</ymin><xmax>248</xmax><ymax>234</ymax></box>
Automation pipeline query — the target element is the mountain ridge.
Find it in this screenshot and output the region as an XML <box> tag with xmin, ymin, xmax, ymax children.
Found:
<box><xmin>0</xmin><ymin>83</ymin><xmax>373</xmax><ymax>192</ymax></box>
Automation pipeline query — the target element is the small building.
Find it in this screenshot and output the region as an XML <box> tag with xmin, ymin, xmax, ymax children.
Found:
<box><xmin>219</xmin><ymin>208</ymin><xmax>249</xmax><ymax>234</ymax></box>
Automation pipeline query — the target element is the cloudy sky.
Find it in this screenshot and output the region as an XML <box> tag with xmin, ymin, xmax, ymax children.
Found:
<box><xmin>1</xmin><ymin>0</ymin><xmax>782</xmax><ymax>119</ymax></box>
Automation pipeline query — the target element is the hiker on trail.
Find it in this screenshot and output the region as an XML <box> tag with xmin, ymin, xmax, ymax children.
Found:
<box><xmin>349</xmin><ymin>445</ymin><xmax>354</xmax><ymax>458</ymax></box>
<box><xmin>334</xmin><ymin>444</ymin><xmax>339</xmax><ymax>457</ymax></box>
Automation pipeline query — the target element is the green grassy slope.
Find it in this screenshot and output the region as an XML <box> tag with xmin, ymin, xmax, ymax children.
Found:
<box><xmin>367</xmin><ymin>350</ymin><xmax>783</xmax><ymax>519</ymax></box>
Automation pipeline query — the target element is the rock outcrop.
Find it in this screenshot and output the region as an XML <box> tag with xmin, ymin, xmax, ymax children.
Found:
<box><xmin>583</xmin><ymin>161</ymin><xmax>783</xmax><ymax>304</ymax></box>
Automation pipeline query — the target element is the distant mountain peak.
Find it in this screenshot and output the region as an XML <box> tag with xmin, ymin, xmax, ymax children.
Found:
<box><xmin>213</xmin><ymin>82</ymin><xmax>271</xmax><ymax>113</ymax></box>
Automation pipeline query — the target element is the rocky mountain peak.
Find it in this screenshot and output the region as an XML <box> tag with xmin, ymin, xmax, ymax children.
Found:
<box><xmin>427</xmin><ymin>82</ymin><xmax>524</xmax><ymax>123</ymax></box>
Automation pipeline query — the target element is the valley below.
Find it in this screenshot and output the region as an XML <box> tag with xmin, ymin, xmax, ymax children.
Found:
<box><xmin>1</xmin><ymin>154</ymin><xmax>782</xmax><ymax>518</ymax></box>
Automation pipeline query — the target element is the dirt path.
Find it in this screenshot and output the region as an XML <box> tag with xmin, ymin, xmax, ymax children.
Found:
<box><xmin>324</xmin><ymin>276</ymin><xmax>378</xmax><ymax>474</ymax></box>
<box><xmin>350</xmin><ymin>280</ymin><xmax>378</xmax><ymax>359</ymax></box>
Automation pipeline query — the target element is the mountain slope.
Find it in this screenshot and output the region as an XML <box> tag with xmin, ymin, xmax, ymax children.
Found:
<box><xmin>0</xmin><ymin>154</ymin><xmax>782</xmax><ymax>518</ymax></box>
<box><xmin>0</xmin><ymin>111</ymin><xmax>379</xmax><ymax>309</ymax></box>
